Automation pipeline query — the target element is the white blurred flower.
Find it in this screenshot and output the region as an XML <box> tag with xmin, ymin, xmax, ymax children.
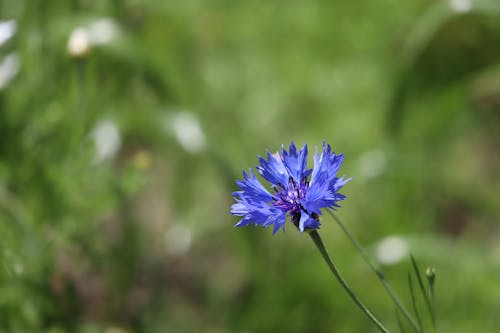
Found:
<box><xmin>357</xmin><ymin>149</ymin><xmax>386</xmax><ymax>179</ymax></box>
<box><xmin>169</xmin><ymin>112</ymin><xmax>206</xmax><ymax>153</ymax></box>
<box><xmin>91</xmin><ymin>119</ymin><xmax>121</xmax><ymax>163</ymax></box>
<box><xmin>13</xmin><ymin>261</ymin><xmax>24</xmax><ymax>275</ymax></box>
<box><xmin>375</xmin><ymin>236</ymin><xmax>409</xmax><ymax>265</ymax></box>
<box><xmin>86</xmin><ymin>18</ymin><xmax>118</xmax><ymax>46</ymax></box>
<box><xmin>165</xmin><ymin>224</ymin><xmax>192</xmax><ymax>255</ymax></box>
<box><xmin>67</xmin><ymin>18</ymin><xmax>119</xmax><ymax>57</ymax></box>
<box><xmin>449</xmin><ymin>0</ymin><xmax>472</xmax><ymax>13</ymax></box>
<box><xmin>67</xmin><ymin>27</ymin><xmax>90</xmax><ymax>58</ymax></box>
<box><xmin>0</xmin><ymin>53</ymin><xmax>19</xmax><ymax>90</ymax></box>
<box><xmin>0</xmin><ymin>20</ymin><xmax>16</xmax><ymax>46</ymax></box>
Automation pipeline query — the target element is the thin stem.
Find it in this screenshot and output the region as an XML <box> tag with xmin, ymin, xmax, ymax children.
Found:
<box><xmin>327</xmin><ymin>209</ymin><xmax>421</xmax><ymax>333</ymax></box>
<box><xmin>77</xmin><ymin>58</ymin><xmax>86</xmax><ymax>116</ymax></box>
<box><xmin>395</xmin><ymin>308</ymin><xmax>407</xmax><ymax>333</ymax></box>
<box><xmin>426</xmin><ymin>267</ymin><xmax>436</xmax><ymax>332</ymax></box>
<box><xmin>429</xmin><ymin>280</ymin><xmax>435</xmax><ymax>332</ymax></box>
<box><xmin>72</xmin><ymin>58</ymin><xmax>86</xmax><ymax>151</ymax></box>
<box><xmin>411</xmin><ymin>256</ymin><xmax>435</xmax><ymax>333</ymax></box>
<box><xmin>408</xmin><ymin>273</ymin><xmax>423</xmax><ymax>331</ymax></box>
<box><xmin>309</xmin><ymin>230</ymin><xmax>389</xmax><ymax>333</ymax></box>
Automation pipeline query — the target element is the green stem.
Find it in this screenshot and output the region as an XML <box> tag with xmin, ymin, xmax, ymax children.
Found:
<box><xmin>72</xmin><ymin>58</ymin><xmax>86</xmax><ymax>151</ymax></box>
<box><xmin>411</xmin><ymin>256</ymin><xmax>435</xmax><ymax>333</ymax></box>
<box><xmin>395</xmin><ymin>307</ymin><xmax>407</xmax><ymax>333</ymax></box>
<box><xmin>429</xmin><ymin>281</ymin><xmax>435</xmax><ymax>332</ymax></box>
<box><xmin>327</xmin><ymin>209</ymin><xmax>421</xmax><ymax>333</ymax></box>
<box><xmin>309</xmin><ymin>230</ymin><xmax>389</xmax><ymax>333</ymax></box>
<box><xmin>426</xmin><ymin>267</ymin><xmax>436</xmax><ymax>333</ymax></box>
<box><xmin>408</xmin><ymin>273</ymin><xmax>423</xmax><ymax>331</ymax></box>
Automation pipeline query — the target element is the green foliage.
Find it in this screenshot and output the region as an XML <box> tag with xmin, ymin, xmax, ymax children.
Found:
<box><xmin>0</xmin><ymin>0</ymin><xmax>499</xmax><ymax>332</ymax></box>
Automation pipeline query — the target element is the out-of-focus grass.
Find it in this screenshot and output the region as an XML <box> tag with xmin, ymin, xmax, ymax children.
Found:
<box><xmin>0</xmin><ymin>0</ymin><xmax>499</xmax><ymax>332</ymax></box>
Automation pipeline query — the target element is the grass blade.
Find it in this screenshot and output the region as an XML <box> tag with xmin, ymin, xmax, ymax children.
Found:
<box><xmin>408</xmin><ymin>273</ymin><xmax>422</xmax><ymax>331</ymax></box>
<box><xmin>309</xmin><ymin>230</ymin><xmax>389</xmax><ymax>333</ymax></box>
<box><xmin>426</xmin><ymin>267</ymin><xmax>436</xmax><ymax>330</ymax></box>
<box><xmin>396</xmin><ymin>308</ymin><xmax>408</xmax><ymax>333</ymax></box>
<box><xmin>327</xmin><ymin>209</ymin><xmax>420</xmax><ymax>332</ymax></box>
<box><xmin>410</xmin><ymin>255</ymin><xmax>435</xmax><ymax>332</ymax></box>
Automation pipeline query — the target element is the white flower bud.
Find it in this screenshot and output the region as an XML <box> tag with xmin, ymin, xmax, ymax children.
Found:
<box><xmin>67</xmin><ymin>27</ymin><xmax>91</xmax><ymax>58</ymax></box>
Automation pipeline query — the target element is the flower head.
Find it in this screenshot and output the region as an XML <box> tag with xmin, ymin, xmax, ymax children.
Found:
<box><xmin>231</xmin><ymin>142</ymin><xmax>351</xmax><ymax>234</ymax></box>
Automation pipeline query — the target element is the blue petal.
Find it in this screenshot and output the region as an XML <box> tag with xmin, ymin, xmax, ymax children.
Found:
<box><xmin>303</xmin><ymin>217</ymin><xmax>320</xmax><ymax>230</ymax></box>
<box><xmin>282</xmin><ymin>142</ymin><xmax>309</xmax><ymax>182</ymax></box>
<box><xmin>327</xmin><ymin>153</ymin><xmax>344</xmax><ymax>179</ymax></box>
<box><xmin>256</xmin><ymin>150</ymin><xmax>289</xmax><ymax>187</ymax></box>
<box><xmin>304</xmin><ymin>171</ymin><xmax>335</xmax><ymax>215</ymax></box>
<box><xmin>308</xmin><ymin>146</ymin><xmax>326</xmax><ymax>187</ymax></box>
<box><xmin>232</xmin><ymin>199</ymin><xmax>286</xmax><ymax>233</ymax></box>
<box><xmin>234</xmin><ymin>169</ymin><xmax>274</xmax><ymax>204</ymax></box>
<box><xmin>231</xmin><ymin>200</ymin><xmax>255</xmax><ymax>227</ymax></box>
<box><xmin>270</xmin><ymin>210</ymin><xmax>287</xmax><ymax>234</ymax></box>
<box><xmin>304</xmin><ymin>143</ymin><xmax>349</xmax><ymax>214</ymax></box>
<box><xmin>298</xmin><ymin>212</ymin><xmax>320</xmax><ymax>232</ymax></box>
<box><xmin>230</xmin><ymin>201</ymin><xmax>248</xmax><ymax>216</ymax></box>
<box><xmin>331</xmin><ymin>175</ymin><xmax>351</xmax><ymax>192</ymax></box>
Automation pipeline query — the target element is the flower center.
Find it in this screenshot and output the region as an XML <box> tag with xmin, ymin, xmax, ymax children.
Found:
<box><xmin>272</xmin><ymin>177</ymin><xmax>307</xmax><ymax>214</ymax></box>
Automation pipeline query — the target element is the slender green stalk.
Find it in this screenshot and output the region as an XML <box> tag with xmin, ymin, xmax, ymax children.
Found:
<box><xmin>395</xmin><ymin>308</ymin><xmax>407</xmax><ymax>333</ymax></box>
<box><xmin>408</xmin><ymin>273</ymin><xmax>422</xmax><ymax>330</ymax></box>
<box><xmin>69</xmin><ymin>57</ymin><xmax>87</xmax><ymax>152</ymax></box>
<box><xmin>77</xmin><ymin>58</ymin><xmax>86</xmax><ymax>115</ymax></box>
<box><xmin>426</xmin><ymin>267</ymin><xmax>436</xmax><ymax>331</ymax></box>
<box><xmin>410</xmin><ymin>256</ymin><xmax>435</xmax><ymax>333</ymax></box>
<box><xmin>309</xmin><ymin>230</ymin><xmax>389</xmax><ymax>333</ymax></box>
<box><xmin>327</xmin><ymin>209</ymin><xmax>421</xmax><ymax>333</ymax></box>
<box><xmin>75</xmin><ymin>58</ymin><xmax>86</xmax><ymax>146</ymax></box>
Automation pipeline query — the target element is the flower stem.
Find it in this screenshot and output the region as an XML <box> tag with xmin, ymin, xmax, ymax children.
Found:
<box><xmin>309</xmin><ymin>230</ymin><xmax>389</xmax><ymax>333</ymax></box>
<box><xmin>327</xmin><ymin>209</ymin><xmax>421</xmax><ymax>333</ymax></box>
<box><xmin>72</xmin><ymin>58</ymin><xmax>86</xmax><ymax>151</ymax></box>
<box><xmin>427</xmin><ymin>267</ymin><xmax>436</xmax><ymax>333</ymax></box>
<box><xmin>411</xmin><ymin>256</ymin><xmax>435</xmax><ymax>333</ymax></box>
<box><xmin>408</xmin><ymin>273</ymin><xmax>423</xmax><ymax>331</ymax></box>
<box><xmin>428</xmin><ymin>276</ymin><xmax>436</xmax><ymax>333</ymax></box>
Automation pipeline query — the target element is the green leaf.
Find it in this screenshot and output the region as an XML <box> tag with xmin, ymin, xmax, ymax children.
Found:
<box><xmin>410</xmin><ymin>255</ymin><xmax>435</xmax><ymax>332</ymax></box>
<box><xmin>408</xmin><ymin>273</ymin><xmax>422</xmax><ymax>332</ymax></box>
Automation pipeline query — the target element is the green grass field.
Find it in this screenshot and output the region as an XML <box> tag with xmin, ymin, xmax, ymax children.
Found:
<box><xmin>1</xmin><ymin>1</ymin><xmax>499</xmax><ymax>332</ymax></box>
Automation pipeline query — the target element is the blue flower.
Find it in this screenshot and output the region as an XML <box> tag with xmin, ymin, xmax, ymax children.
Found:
<box><xmin>231</xmin><ymin>142</ymin><xmax>351</xmax><ymax>234</ymax></box>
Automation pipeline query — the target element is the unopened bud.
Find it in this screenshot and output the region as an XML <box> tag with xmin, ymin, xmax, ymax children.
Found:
<box><xmin>426</xmin><ymin>266</ymin><xmax>436</xmax><ymax>285</ymax></box>
<box><xmin>67</xmin><ymin>28</ymin><xmax>91</xmax><ymax>58</ymax></box>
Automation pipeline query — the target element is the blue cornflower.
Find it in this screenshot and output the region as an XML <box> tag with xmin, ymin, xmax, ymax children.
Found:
<box><xmin>231</xmin><ymin>142</ymin><xmax>351</xmax><ymax>234</ymax></box>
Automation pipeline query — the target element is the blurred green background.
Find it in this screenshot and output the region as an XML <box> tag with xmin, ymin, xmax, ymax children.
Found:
<box><xmin>1</xmin><ymin>0</ymin><xmax>499</xmax><ymax>332</ymax></box>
